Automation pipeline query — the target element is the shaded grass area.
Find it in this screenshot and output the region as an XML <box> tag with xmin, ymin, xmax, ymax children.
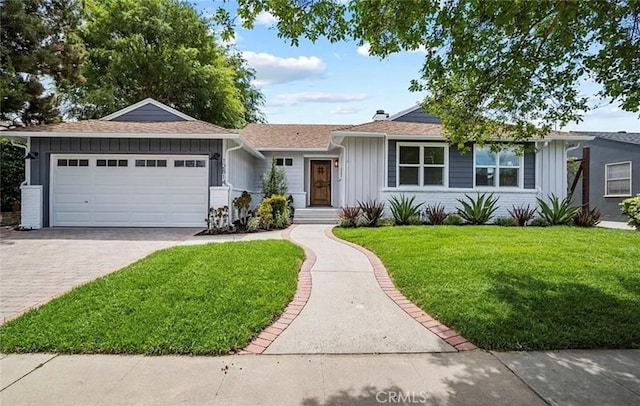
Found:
<box><xmin>0</xmin><ymin>240</ymin><xmax>304</xmax><ymax>355</ymax></box>
<box><xmin>334</xmin><ymin>226</ymin><xmax>640</xmax><ymax>350</ymax></box>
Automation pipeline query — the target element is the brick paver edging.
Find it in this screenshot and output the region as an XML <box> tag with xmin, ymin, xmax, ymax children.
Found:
<box><xmin>325</xmin><ymin>227</ymin><xmax>477</xmax><ymax>351</ymax></box>
<box><xmin>242</xmin><ymin>225</ymin><xmax>315</xmax><ymax>354</ymax></box>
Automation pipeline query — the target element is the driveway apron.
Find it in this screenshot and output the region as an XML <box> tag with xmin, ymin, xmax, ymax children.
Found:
<box><xmin>265</xmin><ymin>225</ymin><xmax>455</xmax><ymax>354</ymax></box>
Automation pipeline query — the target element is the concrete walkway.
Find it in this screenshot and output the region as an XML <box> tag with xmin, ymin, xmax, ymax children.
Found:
<box><xmin>265</xmin><ymin>225</ymin><xmax>454</xmax><ymax>354</ymax></box>
<box><xmin>597</xmin><ymin>220</ymin><xmax>635</xmax><ymax>230</ymax></box>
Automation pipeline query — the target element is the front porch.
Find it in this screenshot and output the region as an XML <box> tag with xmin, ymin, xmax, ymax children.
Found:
<box><xmin>293</xmin><ymin>208</ymin><xmax>341</xmax><ymax>224</ymax></box>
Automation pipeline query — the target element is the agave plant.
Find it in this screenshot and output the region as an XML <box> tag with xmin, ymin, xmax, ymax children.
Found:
<box><xmin>536</xmin><ymin>194</ymin><xmax>581</xmax><ymax>225</ymax></box>
<box><xmin>573</xmin><ymin>206</ymin><xmax>602</xmax><ymax>227</ymax></box>
<box><xmin>425</xmin><ymin>203</ymin><xmax>447</xmax><ymax>225</ymax></box>
<box><xmin>456</xmin><ymin>193</ymin><xmax>499</xmax><ymax>225</ymax></box>
<box><xmin>508</xmin><ymin>204</ymin><xmax>537</xmax><ymax>226</ymax></box>
<box><xmin>358</xmin><ymin>199</ymin><xmax>385</xmax><ymax>227</ymax></box>
<box><xmin>389</xmin><ymin>194</ymin><xmax>423</xmax><ymax>225</ymax></box>
<box><xmin>339</xmin><ymin>206</ymin><xmax>361</xmax><ymax>228</ymax></box>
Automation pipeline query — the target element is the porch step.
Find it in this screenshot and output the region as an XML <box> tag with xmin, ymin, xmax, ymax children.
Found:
<box><xmin>293</xmin><ymin>208</ymin><xmax>341</xmax><ymax>224</ymax></box>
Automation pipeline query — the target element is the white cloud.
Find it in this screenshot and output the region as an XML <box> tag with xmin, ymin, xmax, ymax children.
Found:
<box><xmin>242</xmin><ymin>51</ymin><xmax>326</xmax><ymax>86</ymax></box>
<box><xmin>357</xmin><ymin>43</ymin><xmax>371</xmax><ymax>57</ymax></box>
<box><xmin>255</xmin><ymin>11</ymin><xmax>278</xmax><ymax>26</ymax></box>
<box><xmin>330</xmin><ymin>105</ymin><xmax>363</xmax><ymax>115</ymax></box>
<box><xmin>267</xmin><ymin>92</ymin><xmax>370</xmax><ymax>107</ymax></box>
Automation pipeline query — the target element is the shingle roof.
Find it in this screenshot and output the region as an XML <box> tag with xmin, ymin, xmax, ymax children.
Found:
<box><xmin>10</xmin><ymin>119</ymin><xmax>234</xmax><ymax>134</ymax></box>
<box><xmin>239</xmin><ymin>124</ymin><xmax>348</xmax><ymax>149</ymax></box>
<box><xmin>575</xmin><ymin>131</ymin><xmax>640</xmax><ymax>146</ymax></box>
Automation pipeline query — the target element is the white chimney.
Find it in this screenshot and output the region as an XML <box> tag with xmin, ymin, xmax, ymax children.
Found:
<box><xmin>372</xmin><ymin>109</ymin><xmax>389</xmax><ymax>121</ymax></box>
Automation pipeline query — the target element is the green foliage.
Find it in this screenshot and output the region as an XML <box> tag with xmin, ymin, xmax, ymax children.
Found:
<box><xmin>388</xmin><ymin>194</ymin><xmax>423</xmax><ymax>226</ymax></box>
<box><xmin>530</xmin><ymin>218</ymin><xmax>550</xmax><ymax>227</ymax></box>
<box><xmin>261</xmin><ymin>158</ymin><xmax>288</xmax><ymax>197</ymax></box>
<box><xmin>0</xmin><ymin>241</ymin><xmax>304</xmax><ymax>354</ymax></box>
<box><xmin>0</xmin><ymin>139</ymin><xmax>25</xmax><ymax>211</ymax></box>
<box><xmin>0</xmin><ymin>0</ymin><xmax>85</xmax><ymax>126</ymax></box>
<box><xmin>444</xmin><ymin>213</ymin><xmax>463</xmax><ymax>225</ymax></box>
<box><xmin>228</xmin><ymin>1</ymin><xmax>640</xmax><ymax>144</ymax></box>
<box><xmin>246</xmin><ymin>216</ymin><xmax>260</xmax><ymax>232</ymax></box>
<box><xmin>232</xmin><ymin>191</ymin><xmax>252</xmax><ymax>226</ymax></box>
<box><xmin>256</xmin><ymin>199</ymin><xmax>274</xmax><ymax>230</ymax></box>
<box><xmin>63</xmin><ymin>0</ymin><xmax>263</xmax><ymax>127</ymax></box>
<box><xmin>205</xmin><ymin>206</ymin><xmax>231</xmax><ymax>233</ymax></box>
<box><xmin>620</xmin><ymin>194</ymin><xmax>640</xmax><ymax>230</ymax></box>
<box><xmin>508</xmin><ymin>204</ymin><xmax>537</xmax><ymax>226</ymax></box>
<box><xmin>358</xmin><ymin>199</ymin><xmax>385</xmax><ymax>227</ymax></box>
<box><xmin>425</xmin><ymin>203</ymin><xmax>447</xmax><ymax>225</ymax></box>
<box><xmin>536</xmin><ymin>194</ymin><xmax>581</xmax><ymax>225</ymax></box>
<box><xmin>456</xmin><ymin>193</ymin><xmax>499</xmax><ymax>225</ymax></box>
<box><xmin>255</xmin><ymin>194</ymin><xmax>289</xmax><ymax>230</ymax></box>
<box><xmin>573</xmin><ymin>207</ymin><xmax>602</xmax><ymax>227</ymax></box>
<box><xmin>494</xmin><ymin>217</ymin><xmax>518</xmax><ymax>227</ymax></box>
<box><xmin>339</xmin><ymin>206</ymin><xmax>361</xmax><ymax>228</ymax></box>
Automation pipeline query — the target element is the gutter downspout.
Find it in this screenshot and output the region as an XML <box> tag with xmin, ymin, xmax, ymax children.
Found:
<box><xmin>224</xmin><ymin>140</ymin><xmax>244</xmax><ymax>224</ymax></box>
<box><xmin>10</xmin><ymin>138</ymin><xmax>29</xmax><ymax>186</ymax></box>
<box><xmin>329</xmin><ymin>136</ymin><xmax>347</xmax><ymax>207</ymax></box>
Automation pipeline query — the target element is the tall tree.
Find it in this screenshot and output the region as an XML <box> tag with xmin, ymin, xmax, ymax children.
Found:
<box><xmin>220</xmin><ymin>0</ymin><xmax>640</xmax><ymax>144</ymax></box>
<box><xmin>0</xmin><ymin>0</ymin><xmax>85</xmax><ymax>127</ymax></box>
<box><xmin>65</xmin><ymin>0</ymin><xmax>264</xmax><ymax>128</ymax></box>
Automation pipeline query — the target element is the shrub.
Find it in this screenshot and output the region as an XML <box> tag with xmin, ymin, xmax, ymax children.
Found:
<box><xmin>620</xmin><ymin>194</ymin><xmax>640</xmax><ymax>230</ymax></box>
<box><xmin>536</xmin><ymin>194</ymin><xmax>581</xmax><ymax>225</ymax></box>
<box><xmin>358</xmin><ymin>199</ymin><xmax>385</xmax><ymax>227</ymax></box>
<box><xmin>573</xmin><ymin>206</ymin><xmax>602</xmax><ymax>227</ymax></box>
<box><xmin>339</xmin><ymin>206</ymin><xmax>361</xmax><ymax>228</ymax></box>
<box><xmin>444</xmin><ymin>213</ymin><xmax>463</xmax><ymax>225</ymax></box>
<box><xmin>275</xmin><ymin>207</ymin><xmax>291</xmax><ymax>228</ymax></box>
<box><xmin>494</xmin><ymin>217</ymin><xmax>518</xmax><ymax>227</ymax></box>
<box><xmin>257</xmin><ymin>199</ymin><xmax>274</xmax><ymax>229</ymax></box>
<box><xmin>269</xmin><ymin>194</ymin><xmax>288</xmax><ymax>218</ymax></box>
<box><xmin>246</xmin><ymin>216</ymin><xmax>260</xmax><ymax>232</ymax></box>
<box><xmin>206</xmin><ymin>206</ymin><xmax>231</xmax><ymax>233</ymax></box>
<box><xmin>530</xmin><ymin>218</ymin><xmax>550</xmax><ymax>227</ymax></box>
<box><xmin>508</xmin><ymin>204</ymin><xmax>536</xmax><ymax>226</ymax></box>
<box><xmin>389</xmin><ymin>194</ymin><xmax>423</xmax><ymax>225</ymax></box>
<box><xmin>425</xmin><ymin>203</ymin><xmax>447</xmax><ymax>225</ymax></box>
<box><xmin>456</xmin><ymin>193</ymin><xmax>499</xmax><ymax>225</ymax></box>
<box><xmin>261</xmin><ymin>158</ymin><xmax>288</xmax><ymax>197</ymax></box>
<box><xmin>232</xmin><ymin>191</ymin><xmax>252</xmax><ymax>227</ymax></box>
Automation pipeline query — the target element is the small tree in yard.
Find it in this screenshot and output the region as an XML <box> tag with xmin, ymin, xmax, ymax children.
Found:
<box><xmin>261</xmin><ymin>158</ymin><xmax>287</xmax><ymax>197</ymax></box>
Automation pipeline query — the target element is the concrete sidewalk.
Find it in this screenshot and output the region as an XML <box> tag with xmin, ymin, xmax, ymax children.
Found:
<box><xmin>264</xmin><ymin>225</ymin><xmax>454</xmax><ymax>354</ymax></box>
<box><xmin>2</xmin><ymin>350</ymin><xmax>638</xmax><ymax>405</ymax></box>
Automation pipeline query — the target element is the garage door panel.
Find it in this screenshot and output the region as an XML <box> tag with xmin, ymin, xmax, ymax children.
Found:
<box><xmin>52</xmin><ymin>154</ymin><xmax>209</xmax><ymax>227</ymax></box>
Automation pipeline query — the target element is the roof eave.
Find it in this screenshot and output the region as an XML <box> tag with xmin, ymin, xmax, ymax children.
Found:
<box><xmin>0</xmin><ymin>131</ymin><xmax>237</xmax><ymax>139</ymax></box>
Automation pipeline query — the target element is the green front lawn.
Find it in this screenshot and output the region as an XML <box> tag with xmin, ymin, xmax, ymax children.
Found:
<box><xmin>0</xmin><ymin>240</ymin><xmax>304</xmax><ymax>355</ymax></box>
<box><xmin>334</xmin><ymin>226</ymin><xmax>640</xmax><ymax>350</ymax></box>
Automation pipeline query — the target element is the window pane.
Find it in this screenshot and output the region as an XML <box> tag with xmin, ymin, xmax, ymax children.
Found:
<box><xmin>475</xmin><ymin>168</ymin><xmax>495</xmax><ymax>186</ymax></box>
<box><xmin>186</xmin><ymin>160</ymin><xmax>195</xmax><ymax>167</ymax></box>
<box><xmin>499</xmin><ymin>168</ymin><xmax>519</xmax><ymax>187</ymax></box>
<box><xmin>399</xmin><ymin>146</ymin><xmax>420</xmax><ymax>164</ymax></box>
<box><xmin>196</xmin><ymin>160</ymin><xmax>205</xmax><ymax>167</ymax></box>
<box><xmin>275</xmin><ymin>158</ymin><xmax>284</xmax><ymax>166</ymax></box>
<box><xmin>57</xmin><ymin>159</ymin><xmax>67</xmax><ymax>167</ymax></box>
<box><xmin>157</xmin><ymin>160</ymin><xmax>167</xmax><ymax>167</ymax></box>
<box><xmin>135</xmin><ymin>160</ymin><xmax>145</xmax><ymax>167</ymax></box>
<box><xmin>424</xmin><ymin>167</ymin><xmax>444</xmax><ymax>185</ymax></box>
<box><xmin>97</xmin><ymin>160</ymin><xmax>106</xmax><ymax>167</ymax></box>
<box><xmin>607</xmin><ymin>163</ymin><xmax>630</xmax><ymax>179</ymax></box>
<box><xmin>146</xmin><ymin>160</ymin><xmax>156</xmax><ymax>167</ymax></box>
<box><xmin>79</xmin><ymin>159</ymin><xmax>89</xmax><ymax>167</ymax></box>
<box><xmin>68</xmin><ymin>159</ymin><xmax>78</xmax><ymax>167</ymax></box>
<box><xmin>475</xmin><ymin>147</ymin><xmax>495</xmax><ymax>166</ymax></box>
<box><xmin>499</xmin><ymin>149</ymin><xmax>519</xmax><ymax>167</ymax></box>
<box><xmin>175</xmin><ymin>160</ymin><xmax>184</xmax><ymax>167</ymax></box>
<box><xmin>118</xmin><ymin>160</ymin><xmax>128</xmax><ymax>167</ymax></box>
<box><xmin>285</xmin><ymin>158</ymin><xmax>293</xmax><ymax>166</ymax></box>
<box><xmin>107</xmin><ymin>160</ymin><xmax>117</xmax><ymax>167</ymax></box>
<box><xmin>424</xmin><ymin>147</ymin><xmax>444</xmax><ymax>165</ymax></box>
<box><xmin>399</xmin><ymin>167</ymin><xmax>419</xmax><ymax>185</ymax></box>
<box><xmin>607</xmin><ymin>179</ymin><xmax>631</xmax><ymax>195</ymax></box>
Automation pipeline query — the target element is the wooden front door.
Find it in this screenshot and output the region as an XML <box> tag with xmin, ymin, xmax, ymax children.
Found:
<box><xmin>310</xmin><ymin>160</ymin><xmax>332</xmax><ymax>206</ymax></box>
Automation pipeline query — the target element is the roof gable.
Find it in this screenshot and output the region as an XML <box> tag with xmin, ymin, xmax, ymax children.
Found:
<box><xmin>100</xmin><ymin>98</ymin><xmax>196</xmax><ymax>122</ymax></box>
<box><xmin>388</xmin><ymin>105</ymin><xmax>442</xmax><ymax>124</ymax></box>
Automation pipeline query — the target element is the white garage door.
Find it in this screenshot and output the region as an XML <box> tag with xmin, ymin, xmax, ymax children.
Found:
<box><xmin>51</xmin><ymin>154</ymin><xmax>209</xmax><ymax>227</ymax></box>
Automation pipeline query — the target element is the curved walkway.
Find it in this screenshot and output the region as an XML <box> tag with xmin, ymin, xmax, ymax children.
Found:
<box><xmin>262</xmin><ymin>225</ymin><xmax>457</xmax><ymax>354</ymax></box>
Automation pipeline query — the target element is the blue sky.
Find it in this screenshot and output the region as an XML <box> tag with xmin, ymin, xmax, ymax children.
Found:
<box><xmin>196</xmin><ymin>2</ymin><xmax>639</xmax><ymax>132</ymax></box>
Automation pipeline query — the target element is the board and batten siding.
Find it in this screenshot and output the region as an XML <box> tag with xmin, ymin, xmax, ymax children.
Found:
<box><xmin>537</xmin><ymin>140</ymin><xmax>568</xmax><ymax>200</ymax></box>
<box><xmin>343</xmin><ymin>137</ymin><xmax>385</xmax><ymax>206</ymax></box>
<box><xmin>29</xmin><ymin>137</ymin><xmax>222</xmax><ymax>227</ymax></box>
<box><xmin>226</xmin><ymin>146</ymin><xmax>260</xmax><ymax>211</ymax></box>
<box><xmin>111</xmin><ymin>103</ymin><xmax>187</xmax><ymax>122</ymax></box>
<box><xmin>387</xmin><ymin>140</ymin><xmax>536</xmax><ymax>189</ymax></box>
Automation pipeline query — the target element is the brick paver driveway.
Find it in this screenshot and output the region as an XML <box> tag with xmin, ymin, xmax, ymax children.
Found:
<box><xmin>0</xmin><ymin>227</ymin><xmax>198</xmax><ymax>323</ymax></box>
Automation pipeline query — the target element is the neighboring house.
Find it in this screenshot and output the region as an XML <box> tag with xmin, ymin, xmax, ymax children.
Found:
<box><xmin>4</xmin><ymin>100</ymin><xmax>593</xmax><ymax>228</ymax></box>
<box><xmin>568</xmin><ymin>132</ymin><xmax>640</xmax><ymax>221</ymax></box>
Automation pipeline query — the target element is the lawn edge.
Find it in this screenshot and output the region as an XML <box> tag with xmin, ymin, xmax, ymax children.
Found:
<box><xmin>328</xmin><ymin>227</ymin><xmax>477</xmax><ymax>352</ymax></box>
<box><xmin>242</xmin><ymin>225</ymin><xmax>315</xmax><ymax>354</ymax></box>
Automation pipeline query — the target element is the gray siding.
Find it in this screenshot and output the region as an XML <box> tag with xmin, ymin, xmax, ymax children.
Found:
<box><xmin>392</xmin><ymin>108</ymin><xmax>442</xmax><ymax>124</ymax></box>
<box><xmin>388</xmin><ymin>140</ymin><xmax>535</xmax><ymax>189</ymax></box>
<box><xmin>29</xmin><ymin>137</ymin><xmax>222</xmax><ymax>226</ymax></box>
<box><xmin>111</xmin><ymin>103</ymin><xmax>187</xmax><ymax>122</ymax></box>
<box><xmin>568</xmin><ymin>137</ymin><xmax>640</xmax><ymax>221</ymax></box>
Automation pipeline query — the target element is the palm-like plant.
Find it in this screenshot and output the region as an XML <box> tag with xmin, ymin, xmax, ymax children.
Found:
<box><xmin>456</xmin><ymin>193</ymin><xmax>499</xmax><ymax>225</ymax></box>
<box><xmin>508</xmin><ymin>204</ymin><xmax>536</xmax><ymax>226</ymax></box>
<box><xmin>358</xmin><ymin>199</ymin><xmax>385</xmax><ymax>227</ymax></box>
<box><xmin>425</xmin><ymin>203</ymin><xmax>447</xmax><ymax>225</ymax></box>
<box><xmin>536</xmin><ymin>194</ymin><xmax>581</xmax><ymax>225</ymax></box>
<box><xmin>389</xmin><ymin>194</ymin><xmax>423</xmax><ymax>225</ymax></box>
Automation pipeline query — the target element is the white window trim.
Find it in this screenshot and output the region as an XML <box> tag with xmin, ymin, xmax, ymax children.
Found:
<box><xmin>473</xmin><ymin>145</ymin><xmax>524</xmax><ymax>189</ymax></box>
<box><xmin>604</xmin><ymin>161</ymin><xmax>632</xmax><ymax>198</ymax></box>
<box><xmin>275</xmin><ymin>157</ymin><xmax>294</xmax><ymax>167</ymax></box>
<box><xmin>396</xmin><ymin>142</ymin><xmax>449</xmax><ymax>188</ymax></box>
